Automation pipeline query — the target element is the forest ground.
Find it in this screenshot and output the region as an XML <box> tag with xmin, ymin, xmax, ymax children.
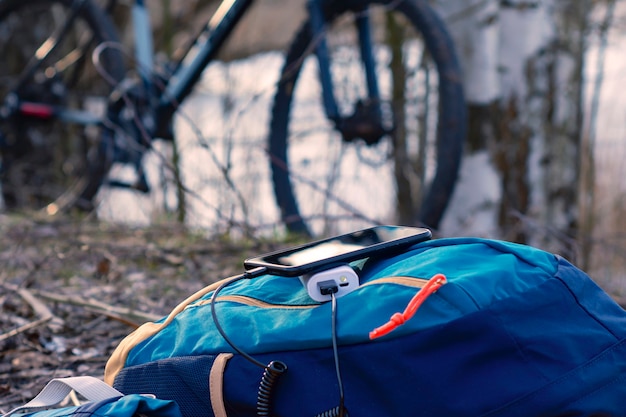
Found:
<box><xmin>0</xmin><ymin>212</ymin><xmax>284</xmax><ymax>412</ymax></box>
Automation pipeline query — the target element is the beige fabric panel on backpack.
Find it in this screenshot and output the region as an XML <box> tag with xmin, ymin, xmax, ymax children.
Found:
<box><xmin>209</xmin><ymin>353</ymin><xmax>234</xmax><ymax>417</ymax></box>
<box><xmin>104</xmin><ymin>278</ymin><xmax>228</xmax><ymax>385</ymax></box>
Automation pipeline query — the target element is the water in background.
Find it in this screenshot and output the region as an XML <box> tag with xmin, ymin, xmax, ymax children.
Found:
<box><xmin>97</xmin><ymin>52</ymin><xmax>284</xmax><ymax>235</ymax></box>
<box><xmin>96</xmin><ymin>47</ymin><xmax>408</xmax><ymax>238</ymax></box>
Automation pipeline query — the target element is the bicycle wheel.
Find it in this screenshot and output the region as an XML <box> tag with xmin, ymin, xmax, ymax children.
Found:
<box><xmin>269</xmin><ymin>0</ymin><xmax>466</xmax><ymax>236</ymax></box>
<box><xmin>0</xmin><ymin>0</ymin><xmax>124</xmax><ymax>213</ymax></box>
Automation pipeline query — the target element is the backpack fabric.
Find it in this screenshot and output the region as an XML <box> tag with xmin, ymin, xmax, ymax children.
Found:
<box><xmin>2</xmin><ymin>376</ymin><xmax>182</xmax><ymax>417</ymax></box>
<box><xmin>5</xmin><ymin>396</ymin><xmax>182</xmax><ymax>417</ymax></box>
<box><xmin>104</xmin><ymin>237</ymin><xmax>626</xmax><ymax>416</ymax></box>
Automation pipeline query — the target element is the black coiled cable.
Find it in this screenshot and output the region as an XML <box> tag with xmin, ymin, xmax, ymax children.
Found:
<box><xmin>210</xmin><ymin>268</ymin><xmax>348</xmax><ymax>417</ymax></box>
<box><xmin>315</xmin><ymin>406</ymin><xmax>349</xmax><ymax>417</ymax></box>
<box><xmin>210</xmin><ymin>269</ymin><xmax>288</xmax><ymax>417</ymax></box>
<box><xmin>257</xmin><ymin>360</ymin><xmax>288</xmax><ymax>416</ymax></box>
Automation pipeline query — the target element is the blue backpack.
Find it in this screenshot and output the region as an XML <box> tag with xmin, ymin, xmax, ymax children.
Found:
<box><xmin>104</xmin><ymin>237</ymin><xmax>626</xmax><ymax>416</ymax></box>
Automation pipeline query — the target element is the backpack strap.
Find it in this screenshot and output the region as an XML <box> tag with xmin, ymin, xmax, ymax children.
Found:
<box><xmin>3</xmin><ymin>376</ymin><xmax>122</xmax><ymax>416</ymax></box>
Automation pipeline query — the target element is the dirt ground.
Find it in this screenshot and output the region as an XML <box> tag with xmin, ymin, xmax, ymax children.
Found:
<box><xmin>0</xmin><ymin>212</ymin><xmax>284</xmax><ymax>413</ymax></box>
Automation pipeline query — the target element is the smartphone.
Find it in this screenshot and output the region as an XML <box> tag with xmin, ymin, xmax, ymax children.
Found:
<box><xmin>244</xmin><ymin>225</ymin><xmax>431</xmax><ymax>277</ymax></box>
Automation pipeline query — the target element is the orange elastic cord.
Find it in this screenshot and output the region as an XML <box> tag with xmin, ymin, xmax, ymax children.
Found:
<box><xmin>369</xmin><ymin>273</ymin><xmax>447</xmax><ymax>340</ymax></box>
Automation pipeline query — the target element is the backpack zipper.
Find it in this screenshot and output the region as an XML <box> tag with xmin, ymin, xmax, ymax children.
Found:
<box><xmin>192</xmin><ymin>276</ymin><xmax>430</xmax><ymax>309</ymax></box>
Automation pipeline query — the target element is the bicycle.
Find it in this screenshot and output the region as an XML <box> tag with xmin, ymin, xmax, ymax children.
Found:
<box><xmin>0</xmin><ymin>0</ymin><xmax>466</xmax><ymax>236</ymax></box>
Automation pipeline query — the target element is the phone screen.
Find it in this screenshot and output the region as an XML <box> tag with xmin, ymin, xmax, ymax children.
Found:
<box><xmin>244</xmin><ymin>225</ymin><xmax>431</xmax><ymax>276</ymax></box>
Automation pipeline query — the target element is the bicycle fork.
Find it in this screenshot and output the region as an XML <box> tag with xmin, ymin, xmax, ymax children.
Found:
<box><xmin>307</xmin><ymin>0</ymin><xmax>392</xmax><ymax>146</ymax></box>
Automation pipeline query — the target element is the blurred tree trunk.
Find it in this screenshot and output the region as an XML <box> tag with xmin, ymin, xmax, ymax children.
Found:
<box><xmin>435</xmin><ymin>0</ymin><xmax>589</xmax><ymax>260</ymax></box>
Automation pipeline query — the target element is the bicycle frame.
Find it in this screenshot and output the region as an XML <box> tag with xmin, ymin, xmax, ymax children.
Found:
<box><xmin>4</xmin><ymin>0</ymin><xmax>385</xmax><ymax>190</ymax></box>
<box><xmin>128</xmin><ymin>0</ymin><xmax>382</xmax><ymax>138</ymax></box>
<box><xmin>141</xmin><ymin>0</ymin><xmax>256</xmax><ymax>135</ymax></box>
<box><xmin>8</xmin><ymin>0</ymin><xmax>383</xmax><ymax>143</ymax></box>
